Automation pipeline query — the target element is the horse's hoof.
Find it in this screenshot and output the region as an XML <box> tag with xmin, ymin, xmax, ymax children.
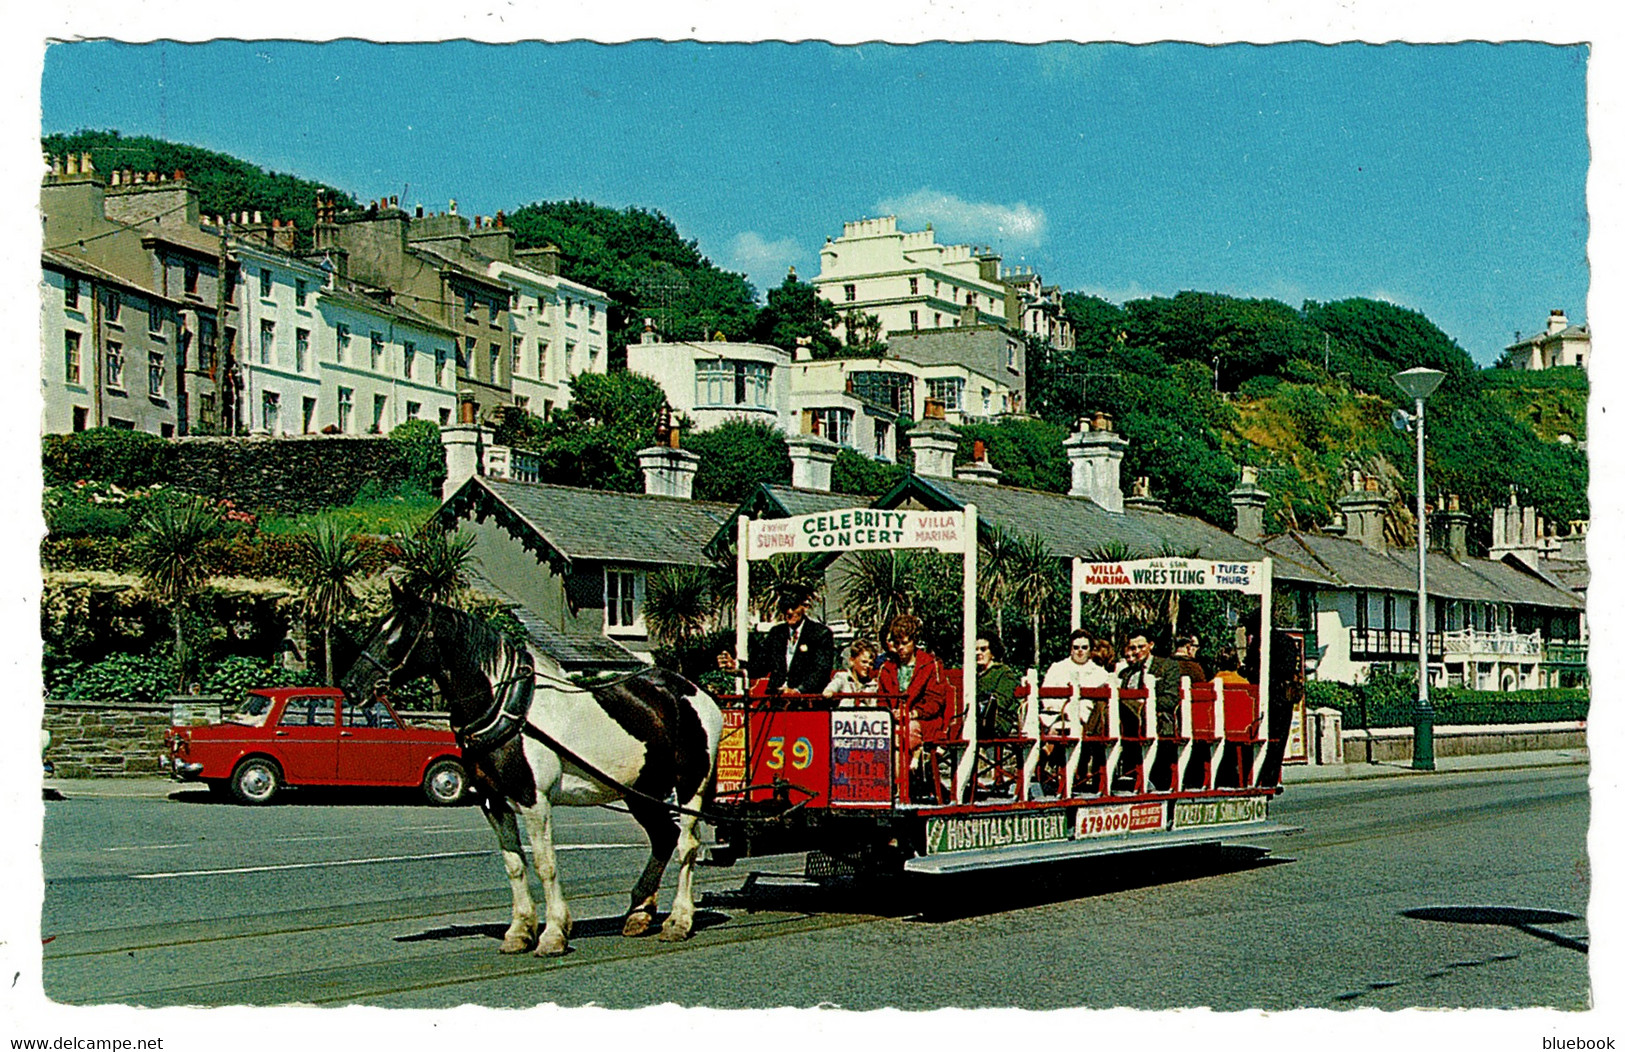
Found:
<box><xmin>657</xmin><ymin>920</ymin><xmax>692</xmax><ymax>943</ymax></box>
<box><xmin>534</xmin><ymin>934</ymin><xmax>569</xmax><ymax>957</ymax></box>
<box><xmin>622</xmin><ymin>910</ymin><xmax>655</xmax><ymax>938</ymax></box>
<box><xmin>498</xmin><ymin>934</ymin><xmax>536</xmax><ymax>954</ymax></box>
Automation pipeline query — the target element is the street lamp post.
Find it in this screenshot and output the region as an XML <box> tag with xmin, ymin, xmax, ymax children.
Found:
<box><xmin>1394</xmin><ymin>367</ymin><xmax>1446</xmax><ymax>771</ymax></box>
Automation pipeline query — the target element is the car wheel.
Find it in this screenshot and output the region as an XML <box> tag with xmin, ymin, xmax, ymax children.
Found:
<box><xmin>422</xmin><ymin>759</ymin><xmax>468</xmax><ymax>806</ymax></box>
<box><xmin>231</xmin><ymin>758</ymin><xmax>282</xmax><ymax>806</ymax></box>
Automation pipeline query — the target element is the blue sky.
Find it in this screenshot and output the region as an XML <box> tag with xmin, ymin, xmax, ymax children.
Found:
<box><xmin>41</xmin><ymin>39</ymin><xmax>1589</xmax><ymax>364</ymax></box>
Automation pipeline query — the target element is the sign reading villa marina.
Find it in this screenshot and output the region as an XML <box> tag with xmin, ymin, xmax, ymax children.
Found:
<box><xmin>1078</xmin><ymin>557</ymin><xmax>1267</xmax><ymax>595</ymax></box>
<box><xmin>746</xmin><ymin>508</ymin><xmax>969</xmax><ymax>559</ymax></box>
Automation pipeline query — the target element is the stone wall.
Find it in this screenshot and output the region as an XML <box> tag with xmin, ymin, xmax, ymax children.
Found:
<box><xmin>1340</xmin><ymin>722</ymin><xmax>1587</xmax><ymax>764</ymax></box>
<box><xmin>43</xmin><ymin>700</ymin><xmax>173</xmax><ymax>778</ymax></box>
<box><xmin>168</xmin><ymin>435</ymin><xmax>410</xmax><ymax>513</ymax></box>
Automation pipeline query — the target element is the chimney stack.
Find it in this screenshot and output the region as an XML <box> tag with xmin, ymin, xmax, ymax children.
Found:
<box><xmin>955</xmin><ymin>437</ymin><xmax>1002</xmax><ymax>485</ymax></box>
<box><xmin>1336</xmin><ymin>473</ymin><xmax>1388</xmax><ymax>552</ymax></box>
<box><xmin>1123</xmin><ymin>476</ymin><xmax>1165</xmax><ymax>514</ymax></box>
<box><xmin>1228</xmin><ymin>465</ymin><xmax>1270</xmax><ymax>541</ymax></box>
<box><xmin>1548</xmin><ymin>309</ymin><xmax>1569</xmax><ymax>336</ymax></box>
<box><xmin>1490</xmin><ymin>486</ymin><xmax>1541</xmax><ymax>565</ymax></box>
<box><xmin>637</xmin><ymin>444</ymin><xmax>701</xmax><ymax>499</ymax></box>
<box><xmin>1437</xmin><ymin>493</ymin><xmax>1471</xmax><ymax>561</ymax></box>
<box><xmin>909</xmin><ymin>400</ymin><xmax>959</xmax><ymax>479</ymax></box>
<box><xmin>787</xmin><ymin>433</ymin><xmax>838</xmax><ymax>492</ymax></box>
<box><xmin>1063</xmin><ymin>412</ymin><xmax>1130</xmax><ymax>513</ymax></box>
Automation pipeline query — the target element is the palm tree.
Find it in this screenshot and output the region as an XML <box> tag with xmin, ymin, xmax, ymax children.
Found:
<box><xmin>978</xmin><ymin>524</ymin><xmax>1020</xmax><ymax>644</ymax></box>
<box><xmin>840</xmin><ymin>548</ymin><xmax>921</xmax><ymax>643</ymax></box>
<box><xmin>134</xmin><ymin>496</ymin><xmax>222</xmax><ymax>689</ymax></box>
<box><xmin>295</xmin><ymin>519</ymin><xmax>367</xmax><ymax>684</ymax></box>
<box><xmin>395</xmin><ymin>526</ymin><xmax>477</xmax><ymax>606</ymax></box>
<box><xmin>749</xmin><ymin>553</ymin><xmax>824</xmax><ymax>622</ymax></box>
<box><xmin>644</xmin><ymin>566</ymin><xmax>721</xmax><ymax>655</ymax></box>
<box><xmin>1006</xmin><ymin>532</ymin><xmax>1060</xmax><ymax>674</ymax></box>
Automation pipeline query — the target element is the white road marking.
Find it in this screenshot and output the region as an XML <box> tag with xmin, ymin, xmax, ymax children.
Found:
<box><xmin>128</xmin><ymin>844</ymin><xmax>645</xmax><ymax>879</ymax></box>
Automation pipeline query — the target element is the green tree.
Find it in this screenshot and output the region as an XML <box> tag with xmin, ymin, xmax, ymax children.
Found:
<box><xmin>394</xmin><ymin>527</ymin><xmax>477</xmax><ymax>606</ymax></box>
<box><xmin>644</xmin><ymin>566</ymin><xmax>724</xmax><ymax>654</ymax></box>
<box><xmin>955</xmin><ymin>418</ymin><xmax>1071</xmax><ymax>493</ymax></box>
<box><xmin>295</xmin><ymin>520</ymin><xmax>367</xmax><ymax>685</ymax></box>
<box><xmin>387</xmin><ymin>419</ymin><xmax>447</xmax><ymax>497</ymax></box>
<box><xmin>831</xmin><ymin>449</ymin><xmax>908</xmax><ymax>497</ymax></box>
<box><xmin>977</xmin><ymin>524</ymin><xmax>1020</xmax><ymax>645</ymax></box>
<box><xmin>1006</xmin><ymin>532</ymin><xmax>1062</xmax><ymax>674</ymax></box>
<box><xmin>133</xmin><ymin>496</ymin><xmax>222</xmax><ymax>689</ymax></box>
<box><xmin>522</xmin><ymin>371</ymin><xmax>669</xmax><ymax>492</ymax></box>
<box><xmin>750</xmin><ymin>272</ymin><xmax>842</xmax><ymax>356</ymax></box>
<box><xmin>686</xmin><ymin>419</ymin><xmax>792</xmax><ymax>502</ymax></box>
<box><xmin>504</xmin><ymin>200</ymin><xmax>758</xmax><ymax>354</ymax></box>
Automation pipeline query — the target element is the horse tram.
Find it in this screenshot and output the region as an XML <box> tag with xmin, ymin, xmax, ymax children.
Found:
<box><xmin>706</xmin><ymin>504</ymin><xmax>1302</xmax><ymax>880</ymax></box>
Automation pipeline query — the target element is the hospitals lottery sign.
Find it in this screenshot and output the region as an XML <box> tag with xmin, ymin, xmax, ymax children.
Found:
<box><xmin>1078</xmin><ymin>557</ymin><xmax>1265</xmax><ymax>595</ymax></box>
<box><xmin>746</xmin><ymin>508</ymin><xmax>968</xmax><ymax>559</ymax></box>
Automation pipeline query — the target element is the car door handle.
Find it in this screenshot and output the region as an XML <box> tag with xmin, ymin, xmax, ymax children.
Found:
<box><xmin>341</xmin><ymin>731</ymin><xmax>354</xmax><ymax>737</ymax></box>
<box><xmin>275</xmin><ymin>731</ymin><xmax>288</xmax><ymax>737</ymax></box>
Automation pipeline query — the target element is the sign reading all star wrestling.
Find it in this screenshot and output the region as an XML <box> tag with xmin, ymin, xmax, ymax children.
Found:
<box><xmin>1078</xmin><ymin>558</ymin><xmax>1265</xmax><ymax>595</ymax></box>
<box><xmin>925</xmin><ymin>811</ymin><xmax>1071</xmax><ymax>855</ymax></box>
<box><xmin>746</xmin><ymin>508</ymin><xmax>968</xmax><ymax>559</ymax></box>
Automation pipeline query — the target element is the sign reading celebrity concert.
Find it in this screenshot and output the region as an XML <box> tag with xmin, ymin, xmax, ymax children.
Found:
<box><xmin>744</xmin><ymin>507</ymin><xmax>969</xmax><ymax>560</ymax></box>
<box><xmin>1076</xmin><ymin>557</ymin><xmax>1266</xmax><ymax>595</ymax></box>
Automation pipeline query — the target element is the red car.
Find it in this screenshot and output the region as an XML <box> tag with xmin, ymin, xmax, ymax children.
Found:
<box><xmin>164</xmin><ymin>687</ymin><xmax>468</xmax><ymax>806</ymax></box>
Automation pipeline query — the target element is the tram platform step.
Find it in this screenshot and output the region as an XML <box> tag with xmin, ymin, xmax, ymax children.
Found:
<box><xmin>903</xmin><ymin>821</ymin><xmax>1301</xmax><ymax>876</ymax></box>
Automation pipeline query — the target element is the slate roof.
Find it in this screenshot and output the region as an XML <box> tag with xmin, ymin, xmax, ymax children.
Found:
<box><xmin>42</xmin><ymin>249</ymin><xmax>172</xmax><ymax>302</ymax></box>
<box><xmin>409</xmin><ymin>244</ymin><xmax>513</xmax><ymax>292</ymax></box>
<box><xmin>1264</xmin><ymin>532</ymin><xmax>1583</xmax><ymax>610</ymax></box>
<box><xmin>881</xmin><ymin>475</ymin><xmax>1337</xmax><ymax>587</ymax></box>
<box><xmin>442</xmin><ymin>476</ymin><xmax>735</xmax><ymax>572</ymax></box>
<box><xmin>466</xmin><ymin>567</ymin><xmax>643</xmax><ymax>670</ymax></box>
<box><xmin>317</xmin><ymin>285</ymin><xmax>461</xmax><ymax>340</ymax></box>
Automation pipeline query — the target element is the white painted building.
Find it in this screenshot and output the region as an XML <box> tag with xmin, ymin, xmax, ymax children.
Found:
<box><xmin>1502</xmin><ymin>309</ymin><xmax>1589</xmax><ymax>371</ymax></box>
<box><xmin>487</xmin><ymin>255</ymin><xmax>611</xmax><ymax>418</ymax></box>
<box><xmin>311</xmin><ymin>286</ymin><xmax>461</xmax><ymax>434</ymax></box>
<box><xmin>813</xmin><ymin>217</ymin><xmax>1008</xmax><ymax>340</ymax></box>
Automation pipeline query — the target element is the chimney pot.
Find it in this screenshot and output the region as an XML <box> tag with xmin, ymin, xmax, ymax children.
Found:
<box><xmin>253</xmin><ymin>210</ymin><xmax>262</xmax><ymax>224</ymax></box>
<box><xmin>81</xmin><ymin>153</ymin><xmax>93</xmax><ymax>172</ymax></box>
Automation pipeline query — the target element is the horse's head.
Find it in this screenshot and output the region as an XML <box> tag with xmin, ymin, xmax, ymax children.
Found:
<box><xmin>341</xmin><ymin>581</ymin><xmax>441</xmax><ymax>697</ymax></box>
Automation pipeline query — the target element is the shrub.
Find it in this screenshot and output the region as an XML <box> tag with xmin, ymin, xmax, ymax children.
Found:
<box><xmin>42</xmin><ymin>428</ymin><xmax>172</xmax><ymax>488</ymax></box>
<box><xmin>1310</xmin><ymin>678</ymin><xmax>1589</xmax><ymax>728</ymax></box>
<box><xmin>832</xmin><ymin>449</ymin><xmax>908</xmax><ymax>497</ymax></box>
<box><xmin>199</xmin><ymin>654</ymin><xmax>319</xmax><ymax>699</ymax></box>
<box><xmin>388</xmin><ymin>419</ymin><xmax>447</xmax><ymax>496</ymax></box>
<box><xmin>62</xmin><ymin>651</ymin><xmax>179</xmax><ymax>705</ymax></box>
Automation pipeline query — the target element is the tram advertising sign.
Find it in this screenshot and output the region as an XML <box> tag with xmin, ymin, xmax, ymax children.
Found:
<box><xmin>1077</xmin><ymin>557</ymin><xmax>1266</xmax><ymax>595</ymax></box>
<box><xmin>746</xmin><ymin>508</ymin><xmax>968</xmax><ymax>559</ymax></box>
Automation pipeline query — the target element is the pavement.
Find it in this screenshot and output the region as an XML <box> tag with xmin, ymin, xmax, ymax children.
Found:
<box><xmin>43</xmin><ymin>747</ymin><xmax>1588</xmax><ymax>800</ymax></box>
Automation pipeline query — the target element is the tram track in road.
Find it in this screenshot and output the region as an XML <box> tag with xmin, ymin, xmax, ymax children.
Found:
<box><xmin>44</xmin><ymin>860</ymin><xmax>885</xmax><ymax>1006</ymax></box>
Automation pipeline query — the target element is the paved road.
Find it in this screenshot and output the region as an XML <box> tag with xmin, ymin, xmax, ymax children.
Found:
<box><xmin>39</xmin><ymin>763</ymin><xmax>1588</xmax><ymax>1009</ymax></box>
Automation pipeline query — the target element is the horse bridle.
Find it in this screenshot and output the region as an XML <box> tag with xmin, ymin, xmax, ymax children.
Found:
<box><xmin>355</xmin><ymin>614</ymin><xmax>434</xmax><ymax>685</ymax></box>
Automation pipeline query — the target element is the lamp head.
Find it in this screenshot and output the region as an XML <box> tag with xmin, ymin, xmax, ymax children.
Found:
<box><xmin>1393</xmin><ymin>367</ymin><xmax>1446</xmax><ymax>402</ymax></box>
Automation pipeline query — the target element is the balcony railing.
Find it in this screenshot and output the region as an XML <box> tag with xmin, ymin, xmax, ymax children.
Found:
<box><xmin>1544</xmin><ymin>640</ymin><xmax>1589</xmax><ymax>666</ymax></box>
<box><xmin>1441</xmin><ymin>628</ymin><xmax>1542</xmax><ymax>659</ymax></box>
<box><xmin>1348</xmin><ymin>628</ymin><xmax>1444</xmax><ymax>660</ymax></box>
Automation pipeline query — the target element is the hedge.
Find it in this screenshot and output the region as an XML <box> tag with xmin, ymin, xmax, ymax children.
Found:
<box><xmin>42</xmin><ymin>534</ymin><xmax>401</xmax><ymax>579</ymax></box>
<box><xmin>1306</xmin><ymin>679</ymin><xmax>1588</xmax><ymax>728</ymax></box>
<box><xmin>42</xmin><ymin>428</ymin><xmax>173</xmax><ymax>488</ymax></box>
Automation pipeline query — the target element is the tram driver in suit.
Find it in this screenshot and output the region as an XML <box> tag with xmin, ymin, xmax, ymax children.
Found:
<box><xmin>718</xmin><ymin>586</ymin><xmax>836</xmax><ymax>698</ymax></box>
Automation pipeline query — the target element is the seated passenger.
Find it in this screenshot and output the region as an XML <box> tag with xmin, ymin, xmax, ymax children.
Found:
<box><xmin>876</xmin><ymin>614</ymin><xmax>949</xmax><ymax>757</ymax></box>
<box><xmin>1213</xmin><ymin>646</ymin><xmax>1249</xmax><ymax>686</ymax></box>
<box><xmin>1173</xmin><ymin>633</ymin><xmax>1209</xmax><ymax>684</ymax></box>
<box><xmin>973</xmin><ymin>633</ymin><xmax>1021</xmax><ymax>739</ymax></box>
<box><xmin>1041</xmin><ymin>628</ymin><xmax>1113</xmax><ymax>734</ymax></box>
<box><xmin>824</xmin><ymin>639</ymin><xmax>881</xmax><ymax>704</ymax></box>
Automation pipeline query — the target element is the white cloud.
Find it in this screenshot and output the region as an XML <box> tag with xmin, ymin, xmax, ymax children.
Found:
<box><xmin>728</xmin><ymin>231</ymin><xmax>803</xmax><ymax>279</ymax></box>
<box><xmin>875</xmin><ymin>188</ymin><xmax>1047</xmax><ymax>250</ymax></box>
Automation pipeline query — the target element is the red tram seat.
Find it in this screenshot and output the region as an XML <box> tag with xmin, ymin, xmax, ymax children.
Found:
<box><xmin>1187</xmin><ymin>683</ymin><xmax>1219</xmax><ymax>741</ymax></box>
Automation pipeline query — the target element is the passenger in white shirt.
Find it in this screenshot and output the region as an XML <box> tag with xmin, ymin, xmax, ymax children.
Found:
<box><xmin>1040</xmin><ymin>628</ymin><xmax>1114</xmax><ymax>733</ymax></box>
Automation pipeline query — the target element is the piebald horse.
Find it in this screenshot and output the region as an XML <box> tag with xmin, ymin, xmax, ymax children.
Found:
<box><xmin>346</xmin><ymin>585</ymin><xmax>723</xmax><ymax>956</ymax></box>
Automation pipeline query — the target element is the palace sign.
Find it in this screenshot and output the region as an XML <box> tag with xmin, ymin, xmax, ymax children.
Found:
<box><xmin>746</xmin><ymin>508</ymin><xmax>969</xmax><ymax>559</ymax></box>
<box><xmin>1077</xmin><ymin>557</ymin><xmax>1265</xmax><ymax>595</ymax></box>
